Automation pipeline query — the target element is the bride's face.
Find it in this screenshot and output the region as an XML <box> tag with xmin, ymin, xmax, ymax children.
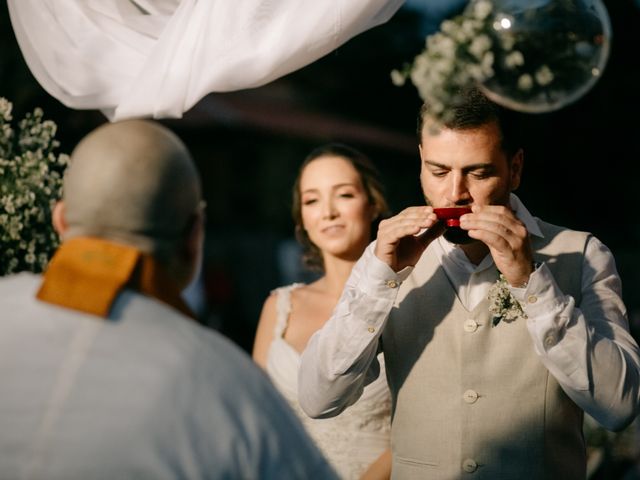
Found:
<box><xmin>299</xmin><ymin>156</ymin><xmax>375</xmax><ymax>263</ymax></box>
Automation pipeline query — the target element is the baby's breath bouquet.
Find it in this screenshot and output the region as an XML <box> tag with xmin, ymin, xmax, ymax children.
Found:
<box><xmin>487</xmin><ymin>273</ymin><xmax>525</xmax><ymax>326</ymax></box>
<box><xmin>0</xmin><ymin>98</ymin><xmax>69</xmax><ymax>275</ymax></box>
<box><xmin>392</xmin><ymin>0</ymin><xmax>497</xmax><ymax>123</ymax></box>
<box><xmin>393</xmin><ymin>0</ymin><xmax>611</xmax><ymax>123</ymax></box>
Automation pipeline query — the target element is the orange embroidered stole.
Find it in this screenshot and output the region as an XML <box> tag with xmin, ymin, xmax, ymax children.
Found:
<box><xmin>37</xmin><ymin>237</ymin><xmax>194</xmax><ymax>319</ymax></box>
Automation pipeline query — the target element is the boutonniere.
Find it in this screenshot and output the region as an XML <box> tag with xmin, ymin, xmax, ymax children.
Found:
<box><xmin>487</xmin><ymin>273</ymin><xmax>526</xmax><ymax>327</ymax></box>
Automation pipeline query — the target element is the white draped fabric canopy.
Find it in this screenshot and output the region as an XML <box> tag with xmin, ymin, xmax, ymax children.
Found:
<box><xmin>8</xmin><ymin>0</ymin><xmax>405</xmax><ymax>121</ymax></box>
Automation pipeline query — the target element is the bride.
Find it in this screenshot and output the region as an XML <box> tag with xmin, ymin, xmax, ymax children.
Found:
<box><xmin>253</xmin><ymin>143</ymin><xmax>392</xmax><ymax>479</ymax></box>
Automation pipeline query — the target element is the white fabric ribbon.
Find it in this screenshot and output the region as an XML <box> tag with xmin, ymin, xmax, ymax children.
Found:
<box><xmin>8</xmin><ymin>0</ymin><xmax>404</xmax><ymax>121</ymax></box>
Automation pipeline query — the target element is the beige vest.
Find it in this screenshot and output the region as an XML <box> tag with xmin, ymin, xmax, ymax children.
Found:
<box><xmin>383</xmin><ymin>220</ymin><xmax>589</xmax><ymax>479</ymax></box>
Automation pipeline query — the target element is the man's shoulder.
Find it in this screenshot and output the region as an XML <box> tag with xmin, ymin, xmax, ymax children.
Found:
<box><xmin>534</xmin><ymin>217</ymin><xmax>592</xmax><ymax>247</ymax></box>
<box><xmin>113</xmin><ymin>290</ymin><xmax>241</xmax><ymax>354</ymax></box>
<box><xmin>534</xmin><ymin>217</ymin><xmax>589</xmax><ymax>235</ymax></box>
<box><xmin>0</xmin><ymin>272</ymin><xmax>42</xmax><ymax>304</ymax></box>
<box><xmin>0</xmin><ymin>271</ymin><xmax>41</xmax><ymax>287</ymax></box>
<box><xmin>111</xmin><ymin>291</ymin><xmax>282</xmax><ymax>405</ymax></box>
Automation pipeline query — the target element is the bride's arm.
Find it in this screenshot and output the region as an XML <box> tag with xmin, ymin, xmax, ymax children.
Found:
<box><xmin>360</xmin><ymin>448</ymin><xmax>392</xmax><ymax>480</ymax></box>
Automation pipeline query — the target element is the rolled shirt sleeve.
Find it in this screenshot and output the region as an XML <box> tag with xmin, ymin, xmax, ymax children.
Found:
<box><xmin>299</xmin><ymin>242</ymin><xmax>410</xmax><ymax>419</ymax></box>
<box><xmin>510</xmin><ymin>237</ymin><xmax>640</xmax><ymax>431</ymax></box>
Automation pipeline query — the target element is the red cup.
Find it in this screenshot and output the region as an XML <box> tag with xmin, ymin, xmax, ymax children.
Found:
<box><xmin>433</xmin><ymin>206</ymin><xmax>473</xmax><ymax>244</ymax></box>
<box><xmin>433</xmin><ymin>207</ymin><xmax>472</xmax><ymax>227</ymax></box>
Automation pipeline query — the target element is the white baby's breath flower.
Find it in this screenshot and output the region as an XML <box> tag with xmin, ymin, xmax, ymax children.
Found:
<box><xmin>480</xmin><ymin>51</ymin><xmax>495</xmax><ymax>77</ymax></box>
<box><xmin>518</xmin><ymin>73</ymin><xmax>534</xmax><ymax>91</ymax></box>
<box><xmin>440</xmin><ymin>19</ymin><xmax>457</xmax><ymax>36</ymax></box>
<box><xmin>467</xmin><ymin>64</ymin><xmax>486</xmax><ymax>81</ymax></box>
<box><xmin>505</xmin><ymin>50</ymin><xmax>525</xmax><ymax>69</ymax></box>
<box><xmin>461</xmin><ymin>18</ymin><xmax>481</xmax><ymax>37</ymax></box>
<box><xmin>535</xmin><ymin>65</ymin><xmax>554</xmax><ymax>86</ymax></box>
<box><xmin>0</xmin><ymin>99</ymin><xmax>12</xmax><ymax>122</ymax></box>
<box><xmin>488</xmin><ymin>273</ymin><xmax>526</xmax><ymax>326</ymax></box>
<box><xmin>0</xmin><ymin>97</ymin><xmax>68</xmax><ymax>276</ymax></box>
<box><xmin>469</xmin><ymin>34</ymin><xmax>492</xmax><ymax>60</ymax></box>
<box><xmin>452</xmin><ymin>20</ymin><xmax>473</xmax><ymax>43</ymax></box>
<box><xmin>390</xmin><ymin>69</ymin><xmax>407</xmax><ymax>86</ymax></box>
<box><xmin>472</xmin><ymin>0</ymin><xmax>493</xmax><ymax>20</ymax></box>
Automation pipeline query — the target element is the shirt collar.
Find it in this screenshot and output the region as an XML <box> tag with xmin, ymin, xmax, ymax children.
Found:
<box><xmin>510</xmin><ymin>193</ymin><xmax>543</xmax><ymax>238</ymax></box>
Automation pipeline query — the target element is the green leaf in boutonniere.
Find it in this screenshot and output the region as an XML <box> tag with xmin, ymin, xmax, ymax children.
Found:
<box><xmin>488</xmin><ymin>273</ymin><xmax>525</xmax><ymax>327</ymax></box>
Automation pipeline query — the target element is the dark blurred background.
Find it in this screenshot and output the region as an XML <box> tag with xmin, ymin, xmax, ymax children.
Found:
<box><xmin>1</xmin><ymin>0</ymin><xmax>639</xmax><ymax>351</ymax></box>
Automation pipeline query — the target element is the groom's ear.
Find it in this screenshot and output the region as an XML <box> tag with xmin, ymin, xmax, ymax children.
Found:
<box><xmin>509</xmin><ymin>148</ymin><xmax>524</xmax><ymax>191</ymax></box>
<box><xmin>52</xmin><ymin>201</ymin><xmax>68</xmax><ymax>236</ymax></box>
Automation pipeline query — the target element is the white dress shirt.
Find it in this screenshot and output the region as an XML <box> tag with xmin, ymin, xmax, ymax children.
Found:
<box><xmin>299</xmin><ymin>194</ymin><xmax>640</xmax><ymax>431</ymax></box>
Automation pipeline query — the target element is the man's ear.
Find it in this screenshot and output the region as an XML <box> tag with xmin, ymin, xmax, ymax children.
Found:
<box><xmin>181</xmin><ymin>208</ymin><xmax>205</xmax><ymax>277</ymax></box>
<box><xmin>52</xmin><ymin>201</ymin><xmax>68</xmax><ymax>236</ymax></box>
<box><xmin>509</xmin><ymin>149</ymin><xmax>524</xmax><ymax>191</ymax></box>
<box><xmin>185</xmin><ymin>210</ymin><xmax>204</xmax><ymax>262</ymax></box>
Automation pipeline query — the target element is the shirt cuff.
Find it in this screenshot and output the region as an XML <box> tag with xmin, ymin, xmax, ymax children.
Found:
<box><xmin>509</xmin><ymin>263</ymin><xmax>570</xmax><ymax>349</ymax></box>
<box><xmin>513</xmin><ymin>264</ymin><xmax>588</xmax><ymax>390</ymax></box>
<box><xmin>359</xmin><ymin>245</ymin><xmax>413</xmax><ymax>299</ymax></box>
<box><xmin>509</xmin><ymin>263</ymin><xmax>564</xmax><ymax>316</ymax></box>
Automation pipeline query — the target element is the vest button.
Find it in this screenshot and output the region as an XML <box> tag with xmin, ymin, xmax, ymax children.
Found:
<box><xmin>463</xmin><ymin>319</ymin><xmax>478</xmax><ymax>332</ymax></box>
<box><xmin>527</xmin><ymin>294</ymin><xmax>538</xmax><ymax>304</ymax></box>
<box><xmin>463</xmin><ymin>389</ymin><xmax>479</xmax><ymax>404</ymax></box>
<box><xmin>462</xmin><ymin>458</ymin><xmax>478</xmax><ymax>473</ymax></box>
<box><xmin>544</xmin><ymin>334</ymin><xmax>556</xmax><ymax>348</ymax></box>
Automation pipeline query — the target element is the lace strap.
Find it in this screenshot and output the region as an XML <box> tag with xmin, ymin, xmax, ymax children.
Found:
<box><xmin>273</xmin><ymin>283</ymin><xmax>303</xmax><ymax>338</ymax></box>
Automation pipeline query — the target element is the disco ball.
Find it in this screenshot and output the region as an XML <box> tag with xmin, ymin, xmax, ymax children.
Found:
<box><xmin>477</xmin><ymin>0</ymin><xmax>611</xmax><ymax>113</ymax></box>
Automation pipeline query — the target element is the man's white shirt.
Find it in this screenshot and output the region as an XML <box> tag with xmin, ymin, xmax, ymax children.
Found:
<box><xmin>299</xmin><ymin>194</ymin><xmax>640</xmax><ymax>430</ymax></box>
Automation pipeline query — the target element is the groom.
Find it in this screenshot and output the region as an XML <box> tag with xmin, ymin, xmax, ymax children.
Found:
<box><xmin>298</xmin><ymin>87</ymin><xmax>640</xmax><ymax>479</ymax></box>
<box><xmin>0</xmin><ymin>119</ymin><xmax>336</xmax><ymax>479</ymax></box>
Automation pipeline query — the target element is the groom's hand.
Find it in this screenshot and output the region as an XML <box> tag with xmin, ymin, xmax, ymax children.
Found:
<box><xmin>374</xmin><ymin>206</ymin><xmax>445</xmax><ymax>272</ymax></box>
<box><xmin>460</xmin><ymin>204</ymin><xmax>534</xmax><ymax>286</ymax></box>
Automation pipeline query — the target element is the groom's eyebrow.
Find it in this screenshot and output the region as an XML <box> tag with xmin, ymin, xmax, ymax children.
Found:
<box><xmin>423</xmin><ymin>159</ymin><xmax>494</xmax><ymax>172</ymax></box>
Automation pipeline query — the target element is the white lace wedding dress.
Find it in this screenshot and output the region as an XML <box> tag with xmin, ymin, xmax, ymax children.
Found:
<box><xmin>266</xmin><ymin>284</ymin><xmax>391</xmax><ymax>480</ymax></box>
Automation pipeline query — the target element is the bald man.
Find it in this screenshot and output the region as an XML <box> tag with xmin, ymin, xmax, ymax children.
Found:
<box><xmin>0</xmin><ymin>120</ymin><xmax>336</xmax><ymax>479</ymax></box>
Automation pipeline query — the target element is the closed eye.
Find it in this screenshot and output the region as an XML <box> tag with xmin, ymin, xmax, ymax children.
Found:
<box><xmin>467</xmin><ymin>167</ymin><xmax>495</xmax><ymax>179</ymax></box>
<box><xmin>470</xmin><ymin>171</ymin><xmax>490</xmax><ymax>179</ymax></box>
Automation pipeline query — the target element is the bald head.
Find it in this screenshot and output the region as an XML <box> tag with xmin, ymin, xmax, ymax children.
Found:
<box><xmin>62</xmin><ymin>120</ymin><xmax>202</xmax><ymax>258</ymax></box>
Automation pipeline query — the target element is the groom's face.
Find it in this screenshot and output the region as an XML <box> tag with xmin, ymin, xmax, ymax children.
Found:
<box><xmin>418</xmin><ymin>119</ymin><xmax>522</xmax><ymax>211</ymax></box>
